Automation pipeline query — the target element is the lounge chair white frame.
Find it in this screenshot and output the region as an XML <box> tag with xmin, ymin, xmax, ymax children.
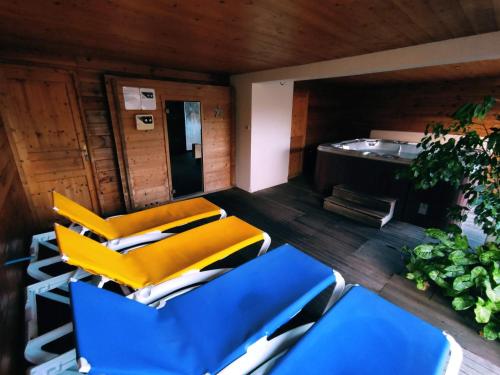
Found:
<box><xmin>25</xmin><ymin>231</ymin><xmax>269</xmax><ymax>375</ymax></box>
<box><xmin>236</xmin><ymin>284</ymin><xmax>463</xmax><ymax>375</ymax></box>
<box><xmin>25</xmin><ymin>208</ymin><xmax>228</xmax><ymax>373</ymax></box>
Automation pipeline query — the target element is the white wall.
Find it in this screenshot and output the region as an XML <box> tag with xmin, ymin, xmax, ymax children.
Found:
<box><xmin>231</xmin><ymin>31</ymin><xmax>500</xmax><ymax>192</ymax></box>
<box><xmin>250</xmin><ymin>81</ymin><xmax>294</xmax><ymax>192</ymax></box>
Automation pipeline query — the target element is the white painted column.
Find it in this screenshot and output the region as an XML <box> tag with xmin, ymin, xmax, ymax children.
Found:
<box><xmin>232</xmin><ymin>78</ymin><xmax>253</xmax><ymax>191</ymax></box>
<box><xmin>249</xmin><ymin>81</ymin><xmax>294</xmax><ymax>192</ymax></box>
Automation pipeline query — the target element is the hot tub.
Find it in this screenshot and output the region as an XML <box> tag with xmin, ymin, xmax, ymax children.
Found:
<box><xmin>317</xmin><ymin>139</ymin><xmax>421</xmax><ymax>165</ymax></box>
<box><xmin>314</xmin><ymin>138</ymin><xmax>456</xmax><ymax>228</ymax></box>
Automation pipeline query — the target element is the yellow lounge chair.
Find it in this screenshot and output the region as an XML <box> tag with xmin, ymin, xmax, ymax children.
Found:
<box><xmin>55</xmin><ymin>216</ymin><xmax>271</xmax><ymax>304</ymax></box>
<box><xmin>25</xmin><ymin>217</ymin><xmax>270</xmax><ymax>369</ymax></box>
<box><xmin>26</xmin><ymin>192</ymin><xmax>227</xmax><ymax>284</ymax></box>
<box><xmin>53</xmin><ymin>191</ymin><xmax>227</xmax><ymax>250</ymax></box>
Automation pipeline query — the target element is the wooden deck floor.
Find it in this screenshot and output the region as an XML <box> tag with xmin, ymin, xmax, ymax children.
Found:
<box><xmin>206</xmin><ymin>178</ymin><xmax>500</xmax><ymax>374</ymax></box>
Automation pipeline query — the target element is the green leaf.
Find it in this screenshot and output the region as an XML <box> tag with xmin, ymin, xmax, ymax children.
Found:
<box><xmin>429</xmin><ymin>270</ymin><xmax>449</xmax><ymax>289</ymax></box>
<box><xmin>474</xmin><ymin>302</ymin><xmax>492</xmax><ymax>323</ymax></box>
<box><xmin>414</xmin><ymin>244</ymin><xmax>435</xmax><ymax>259</ymax></box>
<box><xmin>446</xmin><ymin>224</ymin><xmax>463</xmax><ymax>235</ymax></box>
<box><xmin>406</xmin><ymin>272</ymin><xmax>415</xmax><ymax>280</ymax></box>
<box><xmin>452</xmin><ymin>295</ymin><xmax>475</xmax><ymax>310</ymax></box>
<box><xmin>453</xmin><ymin>274</ymin><xmax>473</xmax><ymax>292</ymax></box>
<box><xmin>449</xmin><ymin>250</ymin><xmax>476</xmax><ymax>265</ymax></box>
<box><xmin>484</xmin><ymin>279</ymin><xmax>500</xmax><ymax>304</ymax></box>
<box><xmin>416</xmin><ymin>278</ymin><xmax>429</xmax><ymax>291</ymax></box>
<box><xmin>479</xmin><ymin>250</ymin><xmax>500</xmax><ymax>265</ymax></box>
<box><xmin>492</xmin><ymin>262</ymin><xmax>500</xmax><ymax>284</ymax></box>
<box><xmin>443</xmin><ymin>265</ymin><xmax>466</xmax><ymax>278</ymax></box>
<box><xmin>470</xmin><ymin>266</ymin><xmax>488</xmax><ymax>282</ymax></box>
<box><xmin>425</xmin><ymin>228</ymin><xmax>454</xmax><ymax>247</ymax></box>
<box><xmin>485</xmin><ymin>243</ymin><xmax>499</xmax><ymax>252</ymax></box>
<box><xmin>482</xmin><ymin>322</ymin><xmax>499</xmax><ymax>341</ymax></box>
<box><xmin>453</xmin><ymin>234</ymin><xmax>469</xmax><ymax>250</ymax></box>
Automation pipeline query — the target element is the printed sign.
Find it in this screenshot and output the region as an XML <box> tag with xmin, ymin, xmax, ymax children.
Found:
<box><xmin>123</xmin><ymin>86</ymin><xmax>141</xmax><ymax>110</ymax></box>
<box><xmin>140</xmin><ymin>88</ymin><xmax>156</xmax><ymax>110</ymax></box>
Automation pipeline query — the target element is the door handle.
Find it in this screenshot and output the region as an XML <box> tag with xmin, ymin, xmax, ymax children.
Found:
<box><xmin>81</xmin><ymin>144</ymin><xmax>89</xmax><ymax>161</ymax></box>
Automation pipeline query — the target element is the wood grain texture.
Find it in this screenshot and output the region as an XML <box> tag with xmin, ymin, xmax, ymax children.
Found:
<box><xmin>107</xmin><ymin>76</ymin><xmax>232</xmax><ymax>210</ymax></box>
<box><xmin>0</xmin><ymin>116</ymin><xmax>33</xmax><ymax>375</ymax></box>
<box><xmin>0</xmin><ymin>65</ymin><xmax>99</xmax><ymax>230</ymax></box>
<box><xmin>0</xmin><ymin>52</ymin><xmax>228</xmax><ymax>216</ymax></box>
<box><xmin>288</xmin><ymin>86</ymin><xmax>309</xmax><ymax>178</ymax></box>
<box><xmin>0</xmin><ymin>1</ymin><xmax>499</xmax><ymax>74</ymax></box>
<box><xmin>319</xmin><ymin>77</ymin><xmax>500</xmax><ymax>136</ymax></box>
<box><xmin>320</xmin><ymin>58</ymin><xmax>500</xmax><ymax>85</ymax></box>
<box><xmin>292</xmin><ymin>66</ymin><xmax>500</xmax><ymax>176</ymax></box>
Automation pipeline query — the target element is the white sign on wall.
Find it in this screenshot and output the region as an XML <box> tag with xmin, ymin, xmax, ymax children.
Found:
<box><xmin>123</xmin><ymin>87</ymin><xmax>157</xmax><ymax>110</ymax></box>
<box><xmin>140</xmin><ymin>88</ymin><xmax>156</xmax><ymax>110</ymax></box>
<box><xmin>123</xmin><ymin>86</ymin><xmax>141</xmax><ymax>110</ymax></box>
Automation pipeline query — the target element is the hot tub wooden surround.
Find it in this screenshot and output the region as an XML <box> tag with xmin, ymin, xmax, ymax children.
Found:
<box><xmin>324</xmin><ymin>185</ymin><xmax>396</xmax><ymax>228</ymax></box>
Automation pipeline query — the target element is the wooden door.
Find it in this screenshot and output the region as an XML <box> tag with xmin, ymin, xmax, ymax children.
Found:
<box><xmin>288</xmin><ymin>87</ymin><xmax>309</xmax><ymax>178</ymax></box>
<box><xmin>108</xmin><ymin>78</ymin><xmax>172</xmax><ymax>210</ymax></box>
<box><xmin>0</xmin><ymin>65</ymin><xmax>99</xmax><ymax>229</ymax></box>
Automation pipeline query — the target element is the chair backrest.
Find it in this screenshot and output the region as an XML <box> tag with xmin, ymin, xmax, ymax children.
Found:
<box><xmin>55</xmin><ymin>224</ymin><xmax>144</xmax><ymax>288</ymax></box>
<box><xmin>270</xmin><ymin>286</ymin><xmax>451</xmax><ymax>375</ymax></box>
<box><xmin>52</xmin><ymin>191</ymin><xmax>119</xmax><ymax>239</ymax></box>
<box><xmin>69</xmin><ymin>244</ymin><xmax>336</xmax><ymax>374</ymax></box>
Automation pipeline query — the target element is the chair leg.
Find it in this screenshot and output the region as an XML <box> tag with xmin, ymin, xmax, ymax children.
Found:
<box><xmin>27</xmin><ymin>349</ymin><xmax>77</xmax><ymax>375</ymax></box>
<box><xmin>27</xmin><ymin>255</ymin><xmax>66</xmax><ymax>283</ymax></box>
<box><xmin>25</xmin><ymin>269</ymin><xmax>88</xmax><ymax>341</ymax></box>
<box><xmin>444</xmin><ymin>332</ymin><xmax>463</xmax><ymax>375</ymax></box>
<box><xmin>30</xmin><ymin>231</ymin><xmax>58</xmax><ymax>260</ymax></box>
<box><xmin>258</xmin><ymin>232</ymin><xmax>272</xmax><ymax>256</ymax></box>
<box><xmin>25</xmin><ymin>323</ymin><xmax>73</xmax><ymax>364</ymax></box>
<box><xmin>322</xmin><ymin>270</ymin><xmax>346</xmax><ymax>313</ymax></box>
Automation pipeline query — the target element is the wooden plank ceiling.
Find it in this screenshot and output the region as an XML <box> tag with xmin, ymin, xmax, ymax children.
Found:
<box><xmin>0</xmin><ymin>0</ymin><xmax>499</xmax><ymax>74</ymax></box>
<box><xmin>309</xmin><ymin>59</ymin><xmax>500</xmax><ymax>86</ymax></box>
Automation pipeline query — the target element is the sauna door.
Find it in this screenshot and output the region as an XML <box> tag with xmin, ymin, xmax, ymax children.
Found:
<box><xmin>166</xmin><ymin>101</ymin><xmax>204</xmax><ymax>198</ymax></box>
<box><xmin>0</xmin><ymin>66</ymin><xmax>98</xmax><ymax>229</ymax></box>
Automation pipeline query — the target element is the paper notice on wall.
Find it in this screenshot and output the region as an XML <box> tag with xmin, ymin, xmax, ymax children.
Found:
<box><xmin>123</xmin><ymin>86</ymin><xmax>141</xmax><ymax>110</ymax></box>
<box><xmin>140</xmin><ymin>88</ymin><xmax>156</xmax><ymax>110</ymax></box>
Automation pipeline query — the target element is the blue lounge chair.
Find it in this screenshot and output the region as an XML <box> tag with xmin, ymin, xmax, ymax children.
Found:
<box><xmin>70</xmin><ymin>244</ymin><xmax>345</xmax><ymax>374</ymax></box>
<box><xmin>262</xmin><ymin>286</ymin><xmax>463</xmax><ymax>375</ymax></box>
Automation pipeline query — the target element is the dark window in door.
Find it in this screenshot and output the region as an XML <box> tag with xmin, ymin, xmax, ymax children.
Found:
<box><xmin>166</xmin><ymin>101</ymin><xmax>203</xmax><ymax>198</ymax></box>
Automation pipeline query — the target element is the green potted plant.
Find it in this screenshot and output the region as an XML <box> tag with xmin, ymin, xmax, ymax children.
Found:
<box><xmin>402</xmin><ymin>96</ymin><xmax>499</xmax><ymax>340</ymax></box>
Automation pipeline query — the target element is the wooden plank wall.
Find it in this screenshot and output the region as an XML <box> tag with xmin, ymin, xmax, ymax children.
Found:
<box><xmin>0</xmin><ymin>116</ymin><xmax>33</xmax><ymax>375</ymax></box>
<box><xmin>108</xmin><ymin>77</ymin><xmax>233</xmax><ymax>210</ymax></box>
<box><xmin>79</xmin><ymin>70</ymin><xmax>124</xmax><ymax>214</ymax></box>
<box><xmin>288</xmin><ymin>86</ymin><xmax>308</xmax><ymax>179</ymax></box>
<box><xmin>292</xmin><ymin>77</ymin><xmax>500</xmax><ymax>176</ymax></box>
<box><xmin>0</xmin><ymin>52</ymin><xmax>228</xmax><ymax>216</ymax></box>
<box><xmin>293</xmin><ymin>81</ymin><xmax>370</xmax><ymax>176</ymax></box>
<box><xmin>329</xmin><ymin>77</ymin><xmax>500</xmax><ymax>136</ymax></box>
